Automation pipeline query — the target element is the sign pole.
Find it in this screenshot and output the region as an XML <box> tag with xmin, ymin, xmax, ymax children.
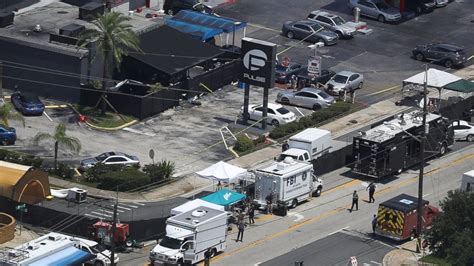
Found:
<box><xmin>243</xmin><ymin>83</ymin><xmax>250</xmax><ymax>125</ymax></box>
<box><xmin>262</xmin><ymin>87</ymin><xmax>269</xmax><ymax>129</ymax></box>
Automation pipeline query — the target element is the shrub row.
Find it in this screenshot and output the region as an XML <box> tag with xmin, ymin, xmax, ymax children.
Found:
<box><xmin>269</xmin><ymin>102</ymin><xmax>352</xmax><ymax>139</ymax></box>
<box><xmin>0</xmin><ymin>149</ymin><xmax>43</xmax><ymax>168</ymax></box>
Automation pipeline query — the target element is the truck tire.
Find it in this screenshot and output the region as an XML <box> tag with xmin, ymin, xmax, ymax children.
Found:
<box><xmin>313</xmin><ymin>186</ymin><xmax>322</xmax><ymax>197</ymax></box>
<box><xmin>291</xmin><ymin>199</ymin><xmax>298</xmax><ymax>209</ymax></box>
<box><xmin>211</xmin><ymin>248</ymin><xmax>217</xmax><ymax>257</ymax></box>
<box><xmin>94</xmin><ymin>261</ymin><xmax>104</xmax><ymax>266</ymax></box>
<box><xmin>439</xmin><ymin>142</ymin><xmax>447</xmax><ymax>156</ymax></box>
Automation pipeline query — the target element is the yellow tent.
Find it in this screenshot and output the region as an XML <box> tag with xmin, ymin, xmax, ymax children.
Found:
<box><xmin>0</xmin><ymin>161</ymin><xmax>50</xmax><ymax>204</ymax></box>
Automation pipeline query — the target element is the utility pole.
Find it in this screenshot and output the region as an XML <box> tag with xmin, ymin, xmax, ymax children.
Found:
<box><xmin>110</xmin><ymin>188</ymin><xmax>119</xmax><ymax>265</ymax></box>
<box><xmin>416</xmin><ymin>64</ymin><xmax>428</xmax><ymax>253</ymax></box>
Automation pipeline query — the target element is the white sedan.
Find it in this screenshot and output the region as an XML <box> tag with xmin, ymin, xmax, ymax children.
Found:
<box><xmin>80</xmin><ymin>152</ymin><xmax>140</xmax><ymax>170</ymax></box>
<box><xmin>240</xmin><ymin>103</ymin><xmax>296</xmax><ymax>127</ymax></box>
<box><xmin>452</xmin><ymin>120</ymin><xmax>474</xmax><ymax>142</ymax></box>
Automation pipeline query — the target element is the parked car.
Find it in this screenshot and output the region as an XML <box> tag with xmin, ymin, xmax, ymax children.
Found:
<box><xmin>0</xmin><ymin>125</ymin><xmax>16</xmax><ymax>146</ymax></box>
<box><xmin>435</xmin><ymin>0</ymin><xmax>449</xmax><ymax>7</ymax></box>
<box><xmin>10</xmin><ymin>92</ymin><xmax>45</xmax><ymax>116</ymax></box>
<box><xmin>325</xmin><ymin>71</ymin><xmax>364</xmax><ymax>95</ymax></box>
<box><xmin>240</xmin><ymin>103</ymin><xmax>296</xmax><ymax>127</ymax></box>
<box><xmin>282</xmin><ymin>20</ymin><xmax>339</xmax><ymax>45</ymax></box>
<box><xmin>296</xmin><ymin>69</ymin><xmax>336</xmax><ymax>86</ymax></box>
<box><xmin>277</xmin><ymin>87</ymin><xmax>335</xmax><ymax>110</ymax></box>
<box><xmin>307</xmin><ymin>10</ymin><xmax>357</xmax><ymax>38</ymax></box>
<box><xmin>347</xmin><ymin>0</ymin><xmax>401</xmax><ymax>23</ymax></box>
<box><xmin>163</xmin><ymin>0</ymin><xmax>213</xmax><ymax>16</ymax></box>
<box><xmin>80</xmin><ymin>152</ymin><xmax>140</xmax><ymax>170</ymax></box>
<box><xmin>412</xmin><ymin>43</ymin><xmax>467</xmax><ymax>68</ymax></box>
<box><xmin>275</xmin><ymin>63</ymin><xmax>304</xmax><ymax>83</ymax></box>
<box><xmin>452</xmin><ymin>120</ymin><xmax>474</xmax><ymax>142</ymax></box>
<box><xmin>406</xmin><ymin>0</ymin><xmax>436</xmax><ymax>13</ymax></box>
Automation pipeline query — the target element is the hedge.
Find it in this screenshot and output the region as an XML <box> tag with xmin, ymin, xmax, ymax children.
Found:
<box><xmin>97</xmin><ymin>168</ymin><xmax>151</xmax><ymax>191</ymax></box>
<box><xmin>269</xmin><ymin>102</ymin><xmax>352</xmax><ymax>139</ymax></box>
<box><xmin>0</xmin><ymin>149</ymin><xmax>43</xmax><ymax>168</ymax></box>
<box><xmin>234</xmin><ymin>135</ymin><xmax>255</xmax><ymax>153</ymax></box>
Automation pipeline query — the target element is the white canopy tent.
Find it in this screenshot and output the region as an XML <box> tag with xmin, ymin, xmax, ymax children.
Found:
<box><xmin>195</xmin><ymin>161</ymin><xmax>247</xmax><ymax>183</ymax></box>
<box><xmin>170</xmin><ymin>199</ymin><xmax>225</xmax><ymax>216</ymax></box>
<box><xmin>403</xmin><ymin>68</ymin><xmax>462</xmax><ymax>88</ymax></box>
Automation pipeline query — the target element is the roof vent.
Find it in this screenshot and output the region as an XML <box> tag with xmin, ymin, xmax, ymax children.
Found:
<box><xmin>192</xmin><ymin>219</ymin><xmax>200</xmax><ymax>224</ymax></box>
<box><xmin>283</xmin><ymin>157</ymin><xmax>294</xmax><ymax>164</ymax></box>
<box><xmin>191</xmin><ymin>209</ymin><xmax>207</xmax><ymax>217</ymax></box>
<box><xmin>33</xmin><ymin>24</ymin><xmax>42</xmax><ymax>33</ymax></box>
<box><xmin>27</xmin><ymin>244</ymin><xmax>40</xmax><ymax>250</ymax></box>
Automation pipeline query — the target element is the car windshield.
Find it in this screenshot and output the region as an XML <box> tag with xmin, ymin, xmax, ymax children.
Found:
<box><xmin>91</xmin><ymin>244</ymin><xmax>106</xmax><ymax>253</ymax></box>
<box><xmin>333</xmin><ymin>16</ymin><xmax>345</xmax><ymax>25</ymax></box>
<box><xmin>374</xmin><ymin>2</ymin><xmax>390</xmax><ymax>10</ymax></box>
<box><xmin>23</xmin><ymin>95</ymin><xmax>40</xmax><ymax>103</ymax></box>
<box><xmin>275</xmin><ymin>65</ymin><xmax>289</xmax><ymax>72</ymax></box>
<box><xmin>277</xmin><ymin>154</ymin><xmax>297</xmax><ymax>162</ymax></box>
<box><xmin>333</xmin><ymin>74</ymin><xmax>349</xmax><ymax>83</ymax></box>
<box><xmin>318</xmin><ymin>91</ymin><xmax>331</xmax><ymax>99</ymax></box>
<box><xmin>160</xmin><ymin>236</ymin><xmax>183</xmax><ymax>250</ymax></box>
<box><xmin>277</xmin><ymin>107</ymin><xmax>290</xmax><ymax>115</ymax></box>
<box><xmin>125</xmin><ymin>154</ymin><xmax>135</xmax><ymax>160</ymax></box>
<box><xmin>95</xmin><ymin>153</ymin><xmax>108</xmax><ymax>161</ymax></box>
<box><xmin>310</xmin><ymin>24</ymin><xmax>323</xmax><ymax>32</ymax></box>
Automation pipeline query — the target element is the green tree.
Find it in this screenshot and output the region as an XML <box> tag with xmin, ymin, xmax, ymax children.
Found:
<box><xmin>0</xmin><ymin>102</ymin><xmax>25</xmax><ymax>127</ymax></box>
<box><xmin>33</xmin><ymin>123</ymin><xmax>81</xmax><ymax>170</ymax></box>
<box><xmin>425</xmin><ymin>190</ymin><xmax>474</xmax><ymax>265</ymax></box>
<box><xmin>77</xmin><ymin>12</ymin><xmax>141</xmax><ymax>115</ymax></box>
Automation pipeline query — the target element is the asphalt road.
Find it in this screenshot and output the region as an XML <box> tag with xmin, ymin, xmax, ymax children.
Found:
<box><xmin>119</xmin><ymin>143</ymin><xmax>474</xmax><ymax>266</ymax></box>
<box><xmin>216</xmin><ymin>0</ymin><xmax>474</xmax><ymax>105</ymax></box>
<box><xmin>261</xmin><ymin>231</ymin><xmax>392</xmax><ymax>266</ymax></box>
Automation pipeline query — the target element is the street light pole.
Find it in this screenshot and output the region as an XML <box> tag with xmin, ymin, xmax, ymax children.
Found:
<box><xmin>416</xmin><ymin>64</ymin><xmax>428</xmax><ymax>253</ymax></box>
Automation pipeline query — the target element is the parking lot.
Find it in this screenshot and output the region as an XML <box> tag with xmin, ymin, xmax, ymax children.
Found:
<box><xmin>217</xmin><ymin>0</ymin><xmax>474</xmax><ymax>104</ymax></box>
<box><xmin>5</xmin><ymin>0</ymin><xmax>474</xmax><ymax>177</ymax></box>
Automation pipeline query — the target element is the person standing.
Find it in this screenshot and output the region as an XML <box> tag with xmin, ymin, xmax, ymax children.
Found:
<box><xmin>237</xmin><ymin>210</ymin><xmax>245</xmax><ymax>224</ymax></box>
<box><xmin>367</xmin><ymin>182</ymin><xmax>376</xmax><ymax>203</ymax></box>
<box><xmin>372</xmin><ymin>214</ymin><xmax>377</xmax><ymax>236</ymax></box>
<box><xmin>248</xmin><ymin>205</ymin><xmax>255</xmax><ymax>224</ymax></box>
<box><xmin>217</xmin><ymin>181</ymin><xmax>222</xmax><ymax>191</ymax></box>
<box><xmin>204</xmin><ymin>248</ymin><xmax>212</xmax><ymax>266</ymax></box>
<box><xmin>350</xmin><ymin>190</ymin><xmax>359</xmax><ymax>212</ymax></box>
<box><xmin>266</xmin><ymin>193</ymin><xmax>274</xmax><ymax>215</ymax></box>
<box><xmin>282</xmin><ymin>141</ymin><xmax>290</xmax><ymax>152</ymax></box>
<box><xmin>237</xmin><ymin>221</ymin><xmax>245</xmax><ymax>242</ymax></box>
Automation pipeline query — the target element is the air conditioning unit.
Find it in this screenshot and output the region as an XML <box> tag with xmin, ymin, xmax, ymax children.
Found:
<box><xmin>67</xmin><ymin>188</ymin><xmax>87</xmax><ymax>203</ymax></box>
<box><xmin>59</xmin><ymin>23</ymin><xmax>85</xmax><ymax>37</ymax></box>
<box><xmin>79</xmin><ymin>2</ymin><xmax>105</xmax><ymax>21</ymax></box>
<box><xmin>0</xmin><ymin>12</ymin><xmax>14</xmax><ymax>28</ymax></box>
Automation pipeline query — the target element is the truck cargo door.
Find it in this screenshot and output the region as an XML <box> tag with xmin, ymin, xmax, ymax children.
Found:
<box><xmin>377</xmin><ymin>206</ymin><xmax>405</xmax><ymax>237</ymax></box>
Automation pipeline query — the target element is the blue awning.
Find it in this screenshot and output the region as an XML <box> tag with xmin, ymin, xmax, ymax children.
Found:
<box><xmin>201</xmin><ymin>188</ymin><xmax>246</xmax><ymax>207</ymax></box>
<box><xmin>173</xmin><ymin>10</ymin><xmax>247</xmax><ymax>33</ymax></box>
<box><xmin>29</xmin><ymin>246</ymin><xmax>95</xmax><ymax>266</ymax></box>
<box><xmin>165</xmin><ymin>18</ymin><xmax>224</xmax><ymax>41</ymax></box>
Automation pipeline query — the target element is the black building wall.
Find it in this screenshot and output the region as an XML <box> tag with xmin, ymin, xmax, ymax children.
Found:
<box><xmin>0</xmin><ymin>37</ymin><xmax>100</xmax><ymax>103</ymax></box>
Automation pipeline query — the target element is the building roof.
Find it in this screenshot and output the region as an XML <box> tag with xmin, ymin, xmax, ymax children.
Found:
<box><xmin>359</xmin><ymin>111</ymin><xmax>441</xmax><ymax>143</ymax></box>
<box><xmin>0</xmin><ymin>160</ymin><xmax>50</xmax><ymax>204</ymax></box>
<box><xmin>380</xmin><ymin>194</ymin><xmax>429</xmax><ymax>213</ymax></box>
<box><xmin>0</xmin><ymin>1</ymin><xmax>163</xmax><ymax>57</ymax></box>
<box><xmin>129</xmin><ymin>25</ymin><xmax>224</xmax><ymax>76</ymax></box>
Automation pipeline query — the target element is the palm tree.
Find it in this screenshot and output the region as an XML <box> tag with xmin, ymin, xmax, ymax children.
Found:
<box><xmin>33</xmin><ymin>123</ymin><xmax>81</xmax><ymax>169</ymax></box>
<box><xmin>0</xmin><ymin>102</ymin><xmax>25</xmax><ymax>127</ymax></box>
<box><xmin>77</xmin><ymin>12</ymin><xmax>141</xmax><ymax>115</ymax></box>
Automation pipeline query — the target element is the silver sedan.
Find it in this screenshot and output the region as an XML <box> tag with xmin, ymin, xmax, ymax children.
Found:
<box><xmin>277</xmin><ymin>87</ymin><xmax>335</xmax><ymax>110</ymax></box>
<box><xmin>325</xmin><ymin>71</ymin><xmax>364</xmax><ymax>96</ymax></box>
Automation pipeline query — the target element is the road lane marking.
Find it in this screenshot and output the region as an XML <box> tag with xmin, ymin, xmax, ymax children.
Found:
<box><xmin>287</xmin><ymin>212</ymin><xmax>305</xmax><ymax>222</ymax></box>
<box><xmin>423</xmin><ymin>193</ymin><xmax>430</xmax><ymax>197</ymax></box>
<box><xmin>255</xmin><ymin>214</ymin><xmax>274</xmax><ymax>223</ymax></box>
<box><xmin>211</xmin><ymin>151</ymin><xmax>474</xmax><ymax>263</ymax></box>
<box><xmin>91</xmin><ymin>211</ymin><xmax>111</xmax><ymax>218</ymax></box>
<box><xmin>327</xmin><ymin>226</ymin><xmax>350</xmax><ymax>236</ymax></box>
<box><xmin>322</xmin><ymin>179</ymin><xmax>362</xmax><ymax>196</ymax></box>
<box><xmin>370</xmin><ymin>261</ymin><xmax>382</xmax><ymax>265</ymax></box>
<box><xmin>116</xmin><ymin>205</ymin><xmax>132</xmax><ymax>211</ymax></box>
<box><xmin>366</xmin><ymin>85</ymin><xmax>400</xmax><ymax>96</ymax></box>
<box><xmin>119</xmin><ymin>203</ymin><xmax>139</xmax><ymax>208</ymax></box>
<box><xmin>248</xmin><ymin>23</ymin><xmax>280</xmax><ymax>33</ymax></box>
<box><xmin>468</xmin><ymin>55</ymin><xmax>474</xmax><ymax>61</ymax></box>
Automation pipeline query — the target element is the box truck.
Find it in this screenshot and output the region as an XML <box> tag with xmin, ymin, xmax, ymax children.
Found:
<box><xmin>150</xmin><ymin>206</ymin><xmax>227</xmax><ymax>265</ymax></box>
<box><xmin>277</xmin><ymin>128</ymin><xmax>332</xmax><ymax>162</ymax></box>
<box><xmin>254</xmin><ymin>157</ymin><xmax>323</xmax><ymax>210</ymax></box>
<box><xmin>375</xmin><ymin>194</ymin><xmax>439</xmax><ymax>241</ymax></box>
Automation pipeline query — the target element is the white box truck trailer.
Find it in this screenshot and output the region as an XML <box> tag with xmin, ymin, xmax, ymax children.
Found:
<box><xmin>254</xmin><ymin>158</ymin><xmax>323</xmax><ymax>210</ymax></box>
<box><xmin>277</xmin><ymin>128</ymin><xmax>332</xmax><ymax>162</ymax></box>
<box><xmin>150</xmin><ymin>206</ymin><xmax>227</xmax><ymax>265</ymax></box>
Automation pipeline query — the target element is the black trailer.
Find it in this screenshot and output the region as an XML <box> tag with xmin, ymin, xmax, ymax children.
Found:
<box><xmin>351</xmin><ymin>111</ymin><xmax>454</xmax><ymax>178</ymax></box>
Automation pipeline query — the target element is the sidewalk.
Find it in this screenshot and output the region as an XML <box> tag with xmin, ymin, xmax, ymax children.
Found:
<box><xmin>383</xmin><ymin>240</ymin><xmax>429</xmax><ymax>266</ymax></box>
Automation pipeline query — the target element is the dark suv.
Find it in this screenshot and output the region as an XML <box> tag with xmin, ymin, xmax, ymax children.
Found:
<box><xmin>407</xmin><ymin>0</ymin><xmax>436</xmax><ymax>14</ymax></box>
<box><xmin>412</xmin><ymin>43</ymin><xmax>467</xmax><ymax>68</ymax></box>
<box><xmin>163</xmin><ymin>0</ymin><xmax>213</xmax><ymax>16</ymax></box>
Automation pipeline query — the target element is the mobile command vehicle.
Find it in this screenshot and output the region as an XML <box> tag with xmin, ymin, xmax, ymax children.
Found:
<box><xmin>254</xmin><ymin>158</ymin><xmax>323</xmax><ymax>210</ymax></box>
<box><xmin>375</xmin><ymin>194</ymin><xmax>439</xmax><ymax>240</ymax></box>
<box><xmin>150</xmin><ymin>207</ymin><xmax>227</xmax><ymax>265</ymax></box>
<box><xmin>461</xmin><ymin>170</ymin><xmax>474</xmax><ymax>192</ymax></box>
<box><xmin>352</xmin><ymin>111</ymin><xmax>453</xmax><ymax>178</ymax></box>
<box><xmin>277</xmin><ymin>128</ymin><xmax>332</xmax><ymax>163</ymax></box>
